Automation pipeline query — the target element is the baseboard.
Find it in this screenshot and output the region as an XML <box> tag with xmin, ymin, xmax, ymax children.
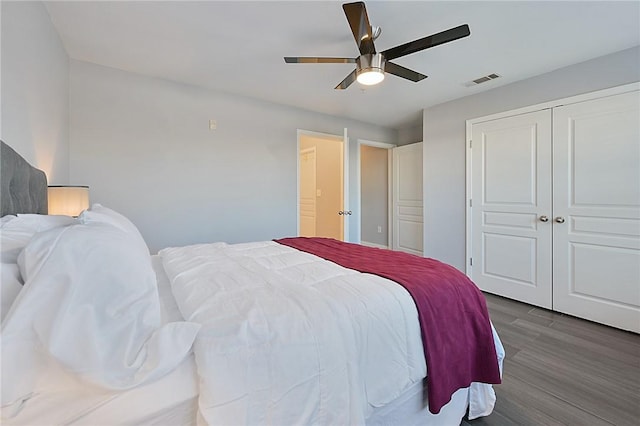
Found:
<box><xmin>360</xmin><ymin>240</ymin><xmax>390</xmax><ymax>250</ymax></box>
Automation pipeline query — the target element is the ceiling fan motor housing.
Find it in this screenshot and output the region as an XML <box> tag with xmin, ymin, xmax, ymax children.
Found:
<box><xmin>357</xmin><ymin>53</ymin><xmax>386</xmax><ymax>73</ymax></box>
<box><xmin>356</xmin><ymin>53</ymin><xmax>386</xmax><ymax>84</ymax></box>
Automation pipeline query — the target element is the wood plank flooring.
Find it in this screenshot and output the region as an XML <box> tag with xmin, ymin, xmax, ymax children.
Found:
<box><xmin>462</xmin><ymin>293</ymin><xmax>640</xmax><ymax>426</ymax></box>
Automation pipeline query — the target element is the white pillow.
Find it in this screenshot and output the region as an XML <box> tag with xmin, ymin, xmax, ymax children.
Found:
<box><xmin>1</xmin><ymin>215</ymin><xmax>16</xmax><ymax>226</ymax></box>
<box><xmin>1</xmin><ymin>218</ymin><xmax>200</xmax><ymax>408</ymax></box>
<box><xmin>79</xmin><ymin>204</ymin><xmax>149</xmax><ymax>253</ymax></box>
<box><xmin>0</xmin><ymin>214</ymin><xmax>78</xmax><ymax>263</ymax></box>
<box><xmin>1</xmin><ymin>214</ymin><xmax>77</xmax><ymax>328</ymax></box>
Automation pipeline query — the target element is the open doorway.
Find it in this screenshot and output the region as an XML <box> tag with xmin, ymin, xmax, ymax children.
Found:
<box><xmin>357</xmin><ymin>140</ymin><xmax>395</xmax><ymax>248</ymax></box>
<box><xmin>297</xmin><ymin>130</ymin><xmax>347</xmax><ymax>240</ymax></box>
<box><xmin>299</xmin><ymin>147</ymin><xmax>317</xmax><ymax>236</ymax></box>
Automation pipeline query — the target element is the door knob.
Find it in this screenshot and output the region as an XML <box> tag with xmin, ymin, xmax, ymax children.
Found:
<box><xmin>539</xmin><ymin>215</ymin><xmax>549</xmax><ymax>222</ymax></box>
<box><xmin>338</xmin><ymin>211</ymin><xmax>344</xmax><ymax>215</ymax></box>
<box><xmin>555</xmin><ymin>217</ymin><xmax>565</xmax><ymax>223</ymax></box>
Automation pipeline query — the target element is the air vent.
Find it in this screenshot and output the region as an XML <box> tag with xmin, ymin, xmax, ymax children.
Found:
<box><xmin>463</xmin><ymin>73</ymin><xmax>501</xmax><ymax>87</ymax></box>
<box><xmin>473</xmin><ymin>76</ymin><xmax>491</xmax><ymax>84</ymax></box>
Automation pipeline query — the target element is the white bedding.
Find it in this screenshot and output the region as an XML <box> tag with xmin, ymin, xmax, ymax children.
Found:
<box><xmin>1</xmin><ymin>206</ymin><xmax>199</xmax><ymax>410</ymax></box>
<box><xmin>1</xmin><ymin>206</ymin><xmax>503</xmax><ymax>425</ymax></box>
<box><xmin>1</xmin><ymin>256</ymin><xmax>199</xmax><ymax>425</ymax></box>
<box><xmin>160</xmin><ymin>240</ymin><xmax>504</xmax><ymax>425</ymax></box>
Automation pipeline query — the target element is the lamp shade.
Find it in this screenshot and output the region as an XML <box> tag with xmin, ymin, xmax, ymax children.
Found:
<box><xmin>48</xmin><ymin>186</ymin><xmax>89</xmax><ymax>216</ymax></box>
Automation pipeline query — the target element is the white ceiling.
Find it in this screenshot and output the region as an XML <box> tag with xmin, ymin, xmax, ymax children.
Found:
<box><xmin>44</xmin><ymin>1</ymin><xmax>640</xmax><ymax>129</ymax></box>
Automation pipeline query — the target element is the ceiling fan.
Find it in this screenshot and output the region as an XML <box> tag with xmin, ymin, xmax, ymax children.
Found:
<box><xmin>284</xmin><ymin>1</ymin><xmax>470</xmax><ymax>90</ymax></box>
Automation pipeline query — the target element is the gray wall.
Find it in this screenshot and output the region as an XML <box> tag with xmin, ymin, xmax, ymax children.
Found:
<box><xmin>397</xmin><ymin>121</ymin><xmax>423</xmax><ymax>146</ymax></box>
<box><xmin>360</xmin><ymin>145</ymin><xmax>388</xmax><ymax>246</ymax></box>
<box><xmin>69</xmin><ymin>61</ymin><xmax>396</xmax><ymax>252</ymax></box>
<box><xmin>1</xmin><ymin>1</ymin><xmax>69</xmax><ymax>184</ymax></box>
<box><xmin>423</xmin><ymin>46</ymin><xmax>640</xmax><ymax>271</ymax></box>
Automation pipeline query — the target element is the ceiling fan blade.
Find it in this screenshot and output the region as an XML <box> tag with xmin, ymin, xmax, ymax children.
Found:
<box><xmin>382</xmin><ymin>24</ymin><xmax>470</xmax><ymax>61</ymax></box>
<box><xmin>335</xmin><ymin>69</ymin><xmax>358</xmax><ymax>90</ymax></box>
<box><xmin>385</xmin><ymin>62</ymin><xmax>427</xmax><ymax>82</ymax></box>
<box><xmin>343</xmin><ymin>2</ymin><xmax>376</xmax><ymax>55</ymax></box>
<box><xmin>284</xmin><ymin>57</ymin><xmax>357</xmax><ymax>64</ymax></box>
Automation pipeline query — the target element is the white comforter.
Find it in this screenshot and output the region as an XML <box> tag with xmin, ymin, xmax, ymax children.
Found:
<box><xmin>160</xmin><ymin>241</ymin><xmax>500</xmax><ymax>425</ymax></box>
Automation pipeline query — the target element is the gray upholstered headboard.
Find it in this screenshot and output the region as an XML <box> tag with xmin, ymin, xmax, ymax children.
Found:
<box><xmin>1</xmin><ymin>141</ymin><xmax>48</xmax><ymax>216</ymax></box>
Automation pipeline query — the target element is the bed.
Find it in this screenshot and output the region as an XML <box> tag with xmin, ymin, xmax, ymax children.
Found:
<box><xmin>0</xmin><ymin>140</ymin><xmax>504</xmax><ymax>425</ymax></box>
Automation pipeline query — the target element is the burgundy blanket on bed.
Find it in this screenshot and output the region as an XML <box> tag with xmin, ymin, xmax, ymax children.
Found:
<box><xmin>274</xmin><ymin>237</ymin><xmax>501</xmax><ymax>414</ymax></box>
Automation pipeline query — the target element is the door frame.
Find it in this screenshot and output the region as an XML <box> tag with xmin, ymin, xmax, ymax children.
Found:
<box><xmin>356</xmin><ymin>139</ymin><xmax>396</xmax><ymax>247</ymax></box>
<box><xmin>297</xmin><ymin>128</ymin><xmax>350</xmax><ymax>241</ymax></box>
<box><xmin>465</xmin><ymin>82</ymin><xmax>640</xmax><ymax>278</ymax></box>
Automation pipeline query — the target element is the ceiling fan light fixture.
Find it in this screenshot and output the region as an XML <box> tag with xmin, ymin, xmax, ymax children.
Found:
<box><xmin>356</xmin><ymin>53</ymin><xmax>386</xmax><ymax>86</ymax></box>
<box><xmin>357</xmin><ymin>68</ymin><xmax>385</xmax><ymax>85</ymax></box>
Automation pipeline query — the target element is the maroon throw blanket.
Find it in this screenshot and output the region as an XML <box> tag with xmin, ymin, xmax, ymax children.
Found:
<box><xmin>275</xmin><ymin>237</ymin><xmax>501</xmax><ymax>414</ymax></box>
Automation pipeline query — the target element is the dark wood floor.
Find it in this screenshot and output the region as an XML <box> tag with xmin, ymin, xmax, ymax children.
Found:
<box><xmin>462</xmin><ymin>293</ymin><xmax>640</xmax><ymax>426</ymax></box>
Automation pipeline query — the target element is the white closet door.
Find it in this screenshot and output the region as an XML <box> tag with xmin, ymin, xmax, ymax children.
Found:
<box><xmin>471</xmin><ymin>110</ymin><xmax>553</xmax><ymax>308</ymax></box>
<box><xmin>392</xmin><ymin>142</ymin><xmax>423</xmax><ymax>256</ymax></box>
<box><xmin>552</xmin><ymin>91</ymin><xmax>640</xmax><ymax>332</ymax></box>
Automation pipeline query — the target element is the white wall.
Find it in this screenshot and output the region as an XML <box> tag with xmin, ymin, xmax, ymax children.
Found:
<box><xmin>1</xmin><ymin>1</ymin><xmax>69</xmax><ymax>183</ymax></box>
<box><xmin>1</xmin><ymin>2</ymin><xmax>2</xmax><ymax>137</ymax></box>
<box><xmin>69</xmin><ymin>61</ymin><xmax>395</xmax><ymax>252</ymax></box>
<box><xmin>423</xmin><ymin>46</ymin><xmax>640</xmax><ymax>271</ymax></box>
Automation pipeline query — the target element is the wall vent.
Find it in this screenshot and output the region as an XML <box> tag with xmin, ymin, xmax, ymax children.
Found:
<box><xmin>463</xmin><ymin>73</ymin><xmax>501</xmax><ymax>87</ymax></box>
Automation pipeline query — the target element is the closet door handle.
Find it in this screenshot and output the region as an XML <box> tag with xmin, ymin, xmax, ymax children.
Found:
<box><xmin>555</xmin><ymin>216</ymin><xmax>565</xmax><ymax>224</ymax></box>
<box><xmin>539</xmin><ymin>215</ymin><xmax>549</xmax><ymax>222</ymax></box>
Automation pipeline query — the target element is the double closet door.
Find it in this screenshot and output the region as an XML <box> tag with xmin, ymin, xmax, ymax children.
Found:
<box><xmin>470</xmin><ymin>89</ymin><xmax>639</xmax><ymax>333</ymax></box>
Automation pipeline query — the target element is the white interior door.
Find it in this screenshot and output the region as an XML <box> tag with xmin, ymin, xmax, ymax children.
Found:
<box><xmin>299</xmin><ymin>147</ymin><xmax>317</xmax><ymax>237</ymax></box>
<box><xmin>471</xmin><ymin>110</ymin><xmax>553</xmax><ymax>308</ymax></box>
<box><xmin>552</xmin><ymin>91</ymin><xmax>640</xmax><ymax>332</ymax></box>
<box><xmin>392</xmin><ymin>142</ymin><xmax>423</xmax><ymax>255</ymax></box>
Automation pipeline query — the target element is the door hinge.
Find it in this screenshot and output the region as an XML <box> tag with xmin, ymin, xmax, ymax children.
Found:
<box><xmin>469</xmin><ymin>257</ymin><xmax>473</xmax><ymax>266</ymax></box>
<box><xmin>469</xmin><ymin>199</ymin><xmax>472</xmax><ymax>207</ymax></box>
<box><xmin>469</xmin><ymin>140</ymin><xmax>472</xmax><ymax>148</ymax></box>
